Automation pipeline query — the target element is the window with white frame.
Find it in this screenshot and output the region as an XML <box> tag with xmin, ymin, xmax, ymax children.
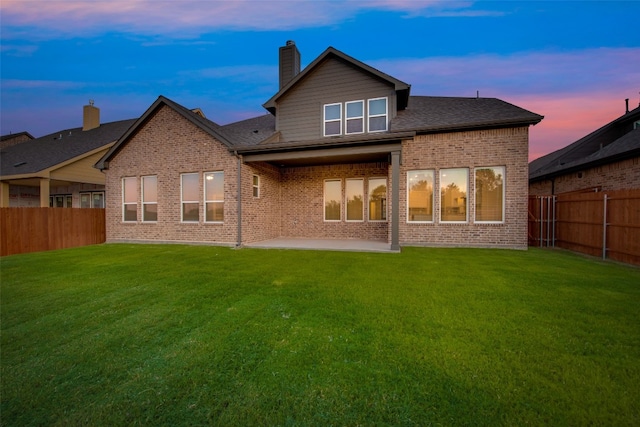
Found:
<box><xmin>324</xmin><ymin>103</ymin><xmax>342</xmax><ymax>136</ymax></box>
<box><xmin>324</xmin><ymin>179</ymin><xmax>342</xmax><ymax>221</ymax></box>
<box><xmin>368</xmin><ymin>177</ymin><xmax>387</xmax><ymax>221</ymax></box>
<box><xmin>142</xmin><ymin>175</ymin><xmax>158</xmax><ymax>222</ymax></box>
<box><xmin>368</xmin><ymin>97</ymin><xmax>388</xmax><ymax>132</ymax></box>
<box><xmin>122</xmin><ymin>177</ymin><xmax>137</xmax><ymax>222</ymax></box>
<box><xmin>345</xmin><ymin>100</ymin><xmax>364</xmax><ymax>134</ymax></box>
<box><xmin>345</xmin><ymin>178</ymin><xmax>364</xmax><ymax>221</ymax></box>
<box><xmin>475</xmin><ymin>166</ymin><xmax>505</xmax><ymax>223</ymax></box>
<box><xmin>205</xmin><ymin>171</ymin><xmax>224</xmax><ymax>222</ymax></box>
<box><xmin>407</xmin><ymin>170</ymin><xmax>434</xmax><ymax>222</ymax></box>
<box><xmin>440</xmin><ymin>168</ymin><xmax>468</xmax><ymax>223</ymax></box>
<box><xmin>181</xmin><ymin>173</ymin><xmax>199</xmax><ymax>222</ymax></box>
<box><xmin>252</xmin><ymin>175</ymin><xmax>260</xmax><ymax>198</ymax></box>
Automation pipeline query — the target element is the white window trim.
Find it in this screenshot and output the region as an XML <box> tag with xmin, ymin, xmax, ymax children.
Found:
<box><xmin>204</xmin><ymin>171</ymin><xmax>224</xmax><ymax>223</ymax></box>
<box><xmin>345</xmin><ymin>178</ymin><xmax>364</xmax><ymax>222</ymax></box>
<box><xmin>368</xmin><ymin>97</ymin><xmax>388</xmax><ymax>133</ymax></box>
<box><xmin>80</xmin><ymin>191</ymin><xmax>105</xmax><ymax>209</ymax></box>
<box><xmin>324</xmin><ymin>178</ymin><xmax>342</xmax><ymax>222</ymax></box>
<box><xmin>406</xmin><ymin>170</ymin><xmax>435</xmax><ymax>224</ymax></box>
<box><xmin>252</xmin><ymin>174</ymin><xmax>260</xmax><ymax>198</ymax></box>
<box><xmin>323</xmin><ymin>103</ymin><xmax>342</xmax><ymax>137</ymax></box>
<box><xmin>474</xmin><ymin>166</ymin><xmax>506</xmax><ymax>224</ymax></box>
<box><xmin>141</xmin><ymin>175</ymin><xmax>158</xmax><ymax>223</ymax></box>
<box><xmin>345</xmin><ymin>100</ymin><xmax>365</xmax><ymax>135</ymax></box>
<box><xmin>368</xmin><ymin>177</ymin><xmax>388</xmax><ymax>222</ymax></box>
<box><xmin>122</xmin><ymin>177</ymin><xmax>137</xmax><ymax>222</ymax></box>
<box><xmin>439</xmin><ymin>168</ymin><xmax>469</xmax><ymax>224</ymax></box>
<box><xmin>181</xmin><ymin>172</ymin><xmax>199</xmax><ymax>223</ymax></box>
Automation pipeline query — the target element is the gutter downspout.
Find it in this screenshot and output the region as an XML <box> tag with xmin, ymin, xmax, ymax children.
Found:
<box><xmin>234</xmin><ymin>151</ymin><xmax>243</xmax><ymax>248</ymax></box>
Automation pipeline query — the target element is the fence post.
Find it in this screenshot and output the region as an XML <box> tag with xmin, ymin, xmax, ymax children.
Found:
<box><xmin>539</xmin><ymin>197</ymin><xmax>543</xmax><ymax>247</ymax></box>
<box><xmin>602</xmin><ymin>194</ymin><xmax>608</xmax><ymax>260</ymax></box>
<box><xmin>552</xmin><ymin>196</ymin><xmax>556</xmax><ymax>247</ymax></box>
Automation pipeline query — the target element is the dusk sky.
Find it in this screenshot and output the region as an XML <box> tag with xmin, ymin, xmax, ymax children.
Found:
<box><xmin>1</xmin><ymin>1</ymin><xmax>638</xmax><ymax>160</ymax></box>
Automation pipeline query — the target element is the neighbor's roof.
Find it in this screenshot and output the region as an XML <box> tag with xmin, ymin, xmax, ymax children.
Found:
<box><xmin>530</xmin><ymin>105</ymin><xmax>640</xmax><ymax>181</ymax></box>
<box><xmin>1</xmin><ymin>119</ymin><xmax>135</xmax><ymax>178</ymax></box>
<box><xmin>1</xmin><ymin>131</ymin><xmax>34</xmax><ymax>142</ymax></box>
<box><xmin>263</xmin><ymin>46</ymin><xmax>411</xmax><ymax>114</ymax></box>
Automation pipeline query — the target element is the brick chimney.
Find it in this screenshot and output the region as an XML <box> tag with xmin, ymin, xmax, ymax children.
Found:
<box><xmin>83</xmin><ymin>100</ymin><xmax>100</xmax><ymax>131</ymax></box>
<box><xmin>279</xmin><ymin>40</ymin><xmax>300</xmax><ymax>90</ymax></box>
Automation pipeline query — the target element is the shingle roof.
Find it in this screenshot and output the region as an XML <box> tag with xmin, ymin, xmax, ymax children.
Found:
<box><xmin>530</xmin><ymin>106</ymin><xmax>640</xmax><ymax>181</ymax></box>
<box><xmin>391</xmin><ymin>96</ymin><xmax>543</xmax><ymax>133</ymax></box>
<box><xmin>218</xmin><ymin>114</ymin><xmax>276</xmax><ymax>146</ymax></box>
<box><xmin>1</xmin><ymin>119</ymin><xmax>135</xmax><ymax>177</ymax></box>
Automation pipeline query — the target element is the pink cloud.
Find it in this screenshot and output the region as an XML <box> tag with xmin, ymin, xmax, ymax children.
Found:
<box><xmin>0</xmin><ymin>0</ymin><xmax>457</xmax><ymax>36</ymax></box>
<box><xmin>371</xmin><ymin>48</ymin><xmax>639</xmax><ymax>161</ymax></box>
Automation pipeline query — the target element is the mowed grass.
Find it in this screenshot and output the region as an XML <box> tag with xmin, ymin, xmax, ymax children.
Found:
<box><xmin>1</xmin><ymin>244</ymin><xmax>639</xmax><ymax>426</ymax></box>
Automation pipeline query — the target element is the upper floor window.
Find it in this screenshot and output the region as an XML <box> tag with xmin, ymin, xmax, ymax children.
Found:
<box><xmin>324</xmin><ymin>103</ymin><xmax>342</xmax><ymax>136</ymax></box>
<box><xmin>345</xmin><ymin>101</ymin><xmax>364</xmax><ymax>134</ymax></box>
<box><xmin>368</xmin><ymin>98</ymin><xmax>388</xmax><ymax>132</ymax></box>
<box><xmin>323</xmin><ymin>97</ymin><xmax>388</xmax><ymax>137</ymax></box>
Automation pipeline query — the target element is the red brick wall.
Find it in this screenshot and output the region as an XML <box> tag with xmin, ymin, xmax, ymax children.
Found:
<box><xmin>105</xmin><ymin>107</ymin><xmax>531</xmax><ymax>249</ymax></box>
<box><xmin>399</xmin><ymin>127</ymin><xmax>530</xmax><ymax>249</ymax></box>
<box><xmin>529</xmin><ymin>156</ymin><xmax>640</xmax><ymax>195</ymax></box>
<box><xmin>105</xmin><ymin>106</ymin><xmax>238</xmax><ymax>245</ymax></box>
<box><xmin>279</xmin><ymin>163</ymin><xmax>389</xmax><ymax>241</ymax></box>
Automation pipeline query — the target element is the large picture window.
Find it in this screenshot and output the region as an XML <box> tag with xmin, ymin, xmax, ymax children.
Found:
<box><xmin>181</xmin><ymin>173</ymin><xmax>199</xmax><ymax>222</ymax></box>
<box><xmin>205</xmin><ymin>171</ymin><xmax>224</xmax><ymax>222</ymax></box>
<box><xmin>122</xmin><ymin>177</ymin><xmax>137</xmax><ymax>222</ymax></box>
<box><xmin>345</xmin><ymin>100</ymin><xmax>364</xmax><ymax>134</ymax></box>
<box><xmin>440</xmin><ymin>168</ymin><xmax>468</xmax><ymax>223</ymax></box>
<box><xmin>324</xmin><ymin>103</ymin><xmax>341</xmax><ymax>136</ymax></box>
<box><xmin>407</xmin><ymin>170</ymin><xmax>434</xmax><ymax>222</ymax></box>
<box><xmin>368</xmin><ymin>97</ymin><xmax>388</xmax><ymax>132</ymax></box>
<box><xmin>142</xmin><ymin>175</ymin><xmax>158</xmax><ymax>222</ymax></box>
<box><xmin>368</xmin><ymin>178</ymin><xmax>387</xmax><ymax>221</ymax></box>
<box><xmin>475</xmin><ymin>166</ymin><xmax>505</xmax><ymax>223</ymax></box>
<box><xmin>345</xmin><ymin>178</ymin><xmax>364</xmax><ymax>221</ymax></box>
<box><xmin>324</xmin><ymin>179</ymin><xmax>342</xmax><ymax>221</ymax></box>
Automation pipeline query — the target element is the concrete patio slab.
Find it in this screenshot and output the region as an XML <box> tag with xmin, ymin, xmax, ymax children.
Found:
<box><xmin>245</xmin><ymin>237</ymin><xmax>399</xmax><ymax>253</ymax></box>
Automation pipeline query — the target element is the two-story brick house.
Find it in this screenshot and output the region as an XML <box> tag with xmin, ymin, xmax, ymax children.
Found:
<box><xmin>97</xmin><ymin>42</ymin><xmax>543</xmax><ymax>250</ymax></box>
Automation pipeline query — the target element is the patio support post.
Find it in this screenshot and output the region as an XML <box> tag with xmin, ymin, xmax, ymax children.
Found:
<box><xmin>39</xmin><ymin>178</ymin><xmax>50</xmax><ymax>207</ymax></box>
<box><xmin>235</xmin><ymin>153</ymin><xmax>243</xmax><ymax>248</ymax></box>
<box><xmin>391</xmin><ymin>150</ymin><xmax>400</xmax><ymax>251</ymax></box>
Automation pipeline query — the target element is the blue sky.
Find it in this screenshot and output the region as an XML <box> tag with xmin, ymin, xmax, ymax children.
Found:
<box><xmin>1</xmin><ymin>0</ymin><xmax>638</xmax><ymax>160</ymax></box>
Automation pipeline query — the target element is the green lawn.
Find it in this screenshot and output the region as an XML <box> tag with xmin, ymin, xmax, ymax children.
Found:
<box><xmin>1</xmin><ymin>244</ymin><xmax>639</xmax><ymax>426</ymax></box>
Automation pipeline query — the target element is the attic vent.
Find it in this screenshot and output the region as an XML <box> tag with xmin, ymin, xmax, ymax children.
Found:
<box><xmin>13</xmin><ymin>161</ymin><xmax>27</xmax><ymax>167</ymax></box>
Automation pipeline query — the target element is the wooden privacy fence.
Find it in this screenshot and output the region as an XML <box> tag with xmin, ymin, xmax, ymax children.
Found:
<box><xmin>528</xmin><ymin>189</ymin><xmax>640</xmax><ymax>266</ymax></box>
<box><xmin>0</xmin><ymin>208</ymin><xmax>106</xmax><ymax>256</ymax></box>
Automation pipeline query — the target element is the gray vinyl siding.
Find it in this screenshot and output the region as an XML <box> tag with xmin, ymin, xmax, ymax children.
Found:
<box><xmin>276</xmin><ymin>58</ymin><xmax>397</xmax><ymax>142</ymax></box>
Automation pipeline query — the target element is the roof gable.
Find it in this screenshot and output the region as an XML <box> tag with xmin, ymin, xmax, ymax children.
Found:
<box><xmin>263</xmin><ymin>47</ymin><xmax>410</xmax><ymax>114</ymax></box>
<box><xmin>96</xmin><ymin>96</ymin><xmax>234</xmax><ymax>170</ymax></box>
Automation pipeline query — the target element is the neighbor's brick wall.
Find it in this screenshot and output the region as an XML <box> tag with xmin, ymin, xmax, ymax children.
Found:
<box><xmin>105</xmin><ymin>105</ymin><xmax>238</xmax><ymax>245</ymax></box>
<box><xmin>399</xmin><ymin>127</ymin><xmax>530</xmax><ymax>249</ymax></box>
<box><xmin>280</xmin><ymin>163</ymin><xmax>389</xmax><ymax>241</ymax></box>
<box><xmin>528</xmin><ymin>156</ymin><xmax>640</xmax><ymax>195</ymax></box>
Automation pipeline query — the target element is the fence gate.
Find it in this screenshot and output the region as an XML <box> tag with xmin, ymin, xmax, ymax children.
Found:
<box><xmin>528</xmin><ymin>196</ymin><xmax>556</xmax><ymax>247</ymax></box>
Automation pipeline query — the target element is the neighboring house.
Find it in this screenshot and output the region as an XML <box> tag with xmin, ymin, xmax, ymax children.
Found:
<box><xmin>0</xmin><ymin>103</ymin><xmax>135</xmax><ymax>208</ymax></box>
<box><xmin>97</xmin><ymin>41</ymin><xmax>543</xmax><ymax>250</ymax></box>
<box><xmin>529</xmin><ymin>103</ymin><xmax>640</xmax><ymax>195</ymax></box>
<box><xmin>0</xmin><ymin>131</ymin><xmax>34</xmax><ymax>149</ymax></box>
